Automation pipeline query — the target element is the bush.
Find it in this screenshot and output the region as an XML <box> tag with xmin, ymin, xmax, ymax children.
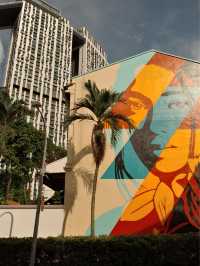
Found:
<box><xmin>0</xmin><ymin>233</ymin><xmax>199</xmax><ymax>266</ymax></box>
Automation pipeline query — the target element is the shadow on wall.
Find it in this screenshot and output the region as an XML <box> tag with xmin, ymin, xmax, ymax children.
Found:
<box><xmin>62</xmin><ymin>139</ymin><xmax>93</xmax><ymax>236</ymax></box>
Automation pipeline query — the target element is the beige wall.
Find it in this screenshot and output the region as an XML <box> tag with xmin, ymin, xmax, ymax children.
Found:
<box><xmin>64</xmin><ymin>62</ymin><xmax>142</xmax><ymax>236</ymax></box>
<box><xmin>0</xmin><ymin>206</ymin><xmax>64</xmax><ymax>238</ymax></box>
<box><xmin>64</xmin><ymin>51</ymin><xmax>200</xmax><ymax>236</ymax></box>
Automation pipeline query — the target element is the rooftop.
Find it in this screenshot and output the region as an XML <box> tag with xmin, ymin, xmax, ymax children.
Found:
<box><xmin>0</xmin><ymin>0</ymin><xmax>60</xmax><ymax>19</ymax></box>
<box><xmin>73</xmin><ymin>49</ymin><xmax>200</xmax><ymax>79</ymax></box>
<box><xmin>18</xmin><ymin>0</ymin><xmax>60</xmax><ymax>15</ymax></box>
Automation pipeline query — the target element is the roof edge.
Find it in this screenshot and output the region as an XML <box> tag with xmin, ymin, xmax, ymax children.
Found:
<box><xmin>46</xmin><ymin>156</ymin><xmax>67</xmax><ymax>167</ymax></box>
<box><xmin>73</xmin><ymin>49</ymin><xmax>200</xmax><ymax>80</ymax></box>
<box><xmin>152</xmin><ymin>49</ymin><xmax>200</xmax><ymax>64</ymax></box>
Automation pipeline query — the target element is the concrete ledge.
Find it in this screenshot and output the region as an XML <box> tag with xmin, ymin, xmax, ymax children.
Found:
<box><xmin>0</xmin><ymin>205</ymin><xmax>64</xmax><ymax>209</ymax></box>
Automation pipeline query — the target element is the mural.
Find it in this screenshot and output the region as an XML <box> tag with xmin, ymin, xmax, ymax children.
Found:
<box><xmin>99</xmin><ymin>53</ymin><xmax>200</xmax><ymax>235</ymax></box>
<box><xmin>69</xmin><ymin>51</ymin><xmax>200</xmax><ymax>237</ymax></box>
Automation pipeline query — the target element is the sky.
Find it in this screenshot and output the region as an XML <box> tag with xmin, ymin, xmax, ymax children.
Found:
<box><xmin>0</xmin><ymin>29</ymin><xmax>12</xmax><ymax>86</ymax></box>
<box><xmin>46</xmin><ymin>0</ymin><xmax>200</xmax><ymax>63</ymax></box>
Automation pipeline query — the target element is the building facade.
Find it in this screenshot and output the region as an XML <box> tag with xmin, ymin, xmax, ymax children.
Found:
<box><xmin>77</xmin><ymin>27</ymin><xmax>108</xmax><ymax>75</ymax></box>
<box><xmin>62</xmin><ymin>50</ymin><xmax>200</xmax><ymax>236</ymax></box>
<box><xmin>0</xmin><ymin>50</ymin><xmax>199</xmax><ymax>238</ymax></box>
<box><xmin>0</xmin><ymin>0</ymin><xmax>108</xmax><ymax>146</ymax></box>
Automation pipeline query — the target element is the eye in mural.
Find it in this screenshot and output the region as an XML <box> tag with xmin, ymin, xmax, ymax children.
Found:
<box><xmin>100</xmin><ymin>53</ymin><xmax>200</xmax><ymax>236</ymax></box>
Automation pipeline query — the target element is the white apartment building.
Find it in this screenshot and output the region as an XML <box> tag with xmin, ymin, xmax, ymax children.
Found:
<box><xmin>77</xmin><ymin>26</ymin><xmax>108</xmax><ymax>75</ymax></box>
<box><xmin>0</xmin><ymin>0</ymin><xmax>108</xmax><ymax>146</ymax></box>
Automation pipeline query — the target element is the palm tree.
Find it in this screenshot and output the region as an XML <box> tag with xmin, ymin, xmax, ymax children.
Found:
<box><xmin>0</xmin><ymin>90</ymin><xmax>31</xmax><ymax>126</ymax></box>
<box><xmin>65</xmin><ymin>80</ymin><xmax>134</xmax><ymax>236</ymax></box>
<box><xmin>0</xmin><ymin>89</ymin><xmax>31</xmax><ymax>203</ymax></box>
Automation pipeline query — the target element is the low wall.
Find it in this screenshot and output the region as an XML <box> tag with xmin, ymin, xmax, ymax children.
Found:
<box><xmin>0</xmin><ymin>205</ymin><xmax>64</xmax><ymax>238</ymax></box>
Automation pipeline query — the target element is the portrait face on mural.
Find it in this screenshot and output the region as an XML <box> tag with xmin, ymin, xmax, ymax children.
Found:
<box><xmin>113</xmin><ymin>90</ymin><xmax>156</xmax><ymax>179</ymax></box>
<box><xmin>95</xmin><ymin>53</ymin><xmax>200</xmax><ymax>237</ymax></box>
<box><xmin>109</xmin><ymin>57</ymin><xmax>200</xmax><ymax>236</ymax></box>
<box><xmin>151</xmin><ymin>89</ymin><xmax>200</xmax><ymax>174</ymax></box>
<box><xmin>125</xmin><ymin>91</ymin><xmax>152</xmax><ymax>125</ymax></box>
<box><xmin>153</xmin><ymin>62</ymin><xmax>200</xmax><ymax>174</ymax></box>
<box><xmin>112</xmin><ymin>85</ymin><xmax>153</xmax><ymax>126</ymax></box>
<box><xmin>120</xmin><ymin>62</ymin><xmax>200</xmax><ymax>176</ymax></box>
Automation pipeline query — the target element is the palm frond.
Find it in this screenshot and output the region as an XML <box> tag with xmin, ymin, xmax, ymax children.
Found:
<box><xmin>74</xmin><ymin>81</ymin><xmax>125</xmax><ymax>122</ymax></box>
<box><xmin>72</xmin><ymin>98</ymin><xmax>95</xmax><ymax>114</ymax></box>
<box><xmin>93</xmin><ymin>89</ymin><xmax>122</xmax><ymax>118</ymax></box>
<box><xmin>104</xmin><ymin>118</ymin><xmax>122</xmax><ymax>147</ymax></box>
<box><xmin>84</xmin><ymin>80</ymin><xmax>100</xmax><ymax>103</ymax></box>
<box><xmin>111</xmin><ymin>128</ymin><xmax>122</xmax><ymax>147</ymax></box>
<box><xmin>64</xmin><ymin>112</ymin><xmax>95</xmax><ymax>129</ymax></box>
<box><xmin>109</xmin><ymin>91</ymin><xmax>124</xmax><ymax>105</ymax></box>
<box><xmin>103</xmin><ymin>111</ymin><xmax>135</xmax><ymax>133</ymax></box>
<box><xmin>66</xmin><ymin>79</ymin><xmax>135</xmax><ymax>158</ymax></box>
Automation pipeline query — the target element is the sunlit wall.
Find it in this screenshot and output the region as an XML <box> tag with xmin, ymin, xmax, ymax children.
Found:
<box><xmin>65</xmin><ymin>51</ymin><xmax>200</xmax><ymax>236</ymax></box>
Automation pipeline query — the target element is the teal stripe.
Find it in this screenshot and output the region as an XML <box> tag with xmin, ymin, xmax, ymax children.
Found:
<box><xmin>113</xmin><ymin>51</ymin><xmax>155</xmax><ymax>93</ymax></box>
<box><xmin>101</xmin><ymin>85</ymin><xmax>200</xmax><ymax>179</ymax></box>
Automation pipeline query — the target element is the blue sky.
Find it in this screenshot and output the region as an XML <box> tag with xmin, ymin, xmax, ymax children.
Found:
<box><xmin>46</xmin><ymin>0</ymin><xmax>199</xmax><ymax>63</ymax></box>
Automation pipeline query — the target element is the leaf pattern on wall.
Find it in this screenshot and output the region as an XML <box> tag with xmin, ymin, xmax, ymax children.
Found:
<box><xmin>171</xmin><ymin>173</ymin><xmax>191</xmax><ymax>198</ymax></box>
<box><xmin>154</xmin><ymin>182</ymin><xmax>174</xmax><ymax>225</ymax></box>
<box><xmin>182</xmin><ymin>173</ymin><xmax>200</xmax><ymax>229</ymax></box>
<box><xmin>121</xmin><ymin>180</ymin><xmax>174</xmax><ymax>225</ymax></box>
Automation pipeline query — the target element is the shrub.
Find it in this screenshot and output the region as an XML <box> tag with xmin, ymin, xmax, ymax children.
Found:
<box><xmin>0</xmin><ymin>233</ymin><xmax>199</xmax><ymax>266</ymax></box>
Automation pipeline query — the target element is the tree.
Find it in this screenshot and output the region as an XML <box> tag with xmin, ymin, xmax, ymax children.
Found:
<box><xmin>0</xmin><ymin>119</ymin><xmax>67</xmax><ymax>204</ymax></box>
<box><xmin>65</xmin><ymin>80</ymin><xmax>134</xmax><ymax>236</ymax></box>
<box><xmin>0</xmin><ymin>90</ymin><xmax>66</xmax><ymax>204</ymax></box>
<box><xmin>0</xmin><ymin>89</ymin><xmax>31</xmax><ymax>203</ymax></box>
<box><xmin>0</xmin><ymin>90</ymin><xmax>31</xmax><ymax>128</ymax></box>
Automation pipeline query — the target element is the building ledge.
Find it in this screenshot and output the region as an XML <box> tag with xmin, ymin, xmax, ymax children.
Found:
<box><xmin>0</xmin><ymin>205</ymin><xmax>64</xmax><ymax>209</ymax></box>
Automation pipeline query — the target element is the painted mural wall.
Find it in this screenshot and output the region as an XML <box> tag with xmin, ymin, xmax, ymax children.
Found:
<box><xmin>65</xmin><ymin>51</ymin><xmax>200</xmax><ymax>236</ymax></box>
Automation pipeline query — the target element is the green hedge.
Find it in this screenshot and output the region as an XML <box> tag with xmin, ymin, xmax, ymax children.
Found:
<box><xmin>0</xmin><ymin>233</ymin><xmax>199</xmax><ymax>266</ymax></box>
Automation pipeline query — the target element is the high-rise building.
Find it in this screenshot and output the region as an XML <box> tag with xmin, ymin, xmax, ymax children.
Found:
<box><xmin>77</xmin><ymin>27</ymin><xmax>108</xmax><ymax>75</ymax></box>
<box><xmin>0</xmin><ymin>0</ymin><xmax>108</xmax><ymax>146</ymax></box>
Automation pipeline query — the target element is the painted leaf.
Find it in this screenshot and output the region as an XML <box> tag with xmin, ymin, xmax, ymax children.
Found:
<box><xmin>135</xmin><ymin>175</ymin><xmax>160</xmax><ymax>195</ymax></box>
<box><xmin>121</xmin><ymin>179</ymin><xmax>174</xmax><ymax>225</ymax></box>
<box><xmin>121</xmin><ymin>189</ymin><xmax>155</xmax><ymax>221</ymax></box>
<box><xmin>171</xmin><ymin>173</ymin><xmax>190</xmax><ymax>198</ymax></box>
<box><xmin>154</xmin><ymin>182</ymin><xmax>174</xmax><ymax>225</ymax></box>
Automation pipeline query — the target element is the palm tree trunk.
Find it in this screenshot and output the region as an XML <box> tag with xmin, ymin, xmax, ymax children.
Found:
<box><xmin>90</xmin><ymin>163</ymin><xmax>99</xmax><ymax>237</ymax></box>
